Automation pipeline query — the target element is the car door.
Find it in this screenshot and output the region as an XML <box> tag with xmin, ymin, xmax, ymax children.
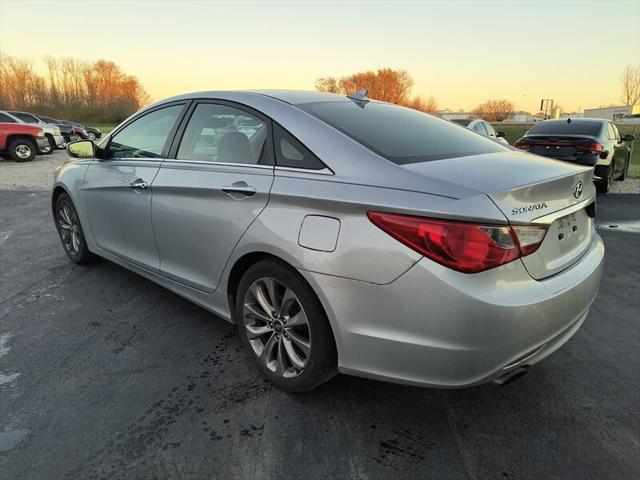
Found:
<box><xmin>150</xmin><ymin>100</ymin><xmax>274</xmax><ymax>292</ymax></box>
<box><xmin>83</xmin><ymin>102</ymin><xmax>187</xmax><ymax>271</ymax></box>
<box><xmin>609</xmin><ymin>123</ymin><xmax>628</xmax><ymax>176</ymax></box>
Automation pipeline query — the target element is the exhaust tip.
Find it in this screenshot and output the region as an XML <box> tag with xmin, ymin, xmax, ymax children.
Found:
<box><xmin>493</xmin><ymin>366</ymin><xmax>529</xmax><ymax>387</ymax></box>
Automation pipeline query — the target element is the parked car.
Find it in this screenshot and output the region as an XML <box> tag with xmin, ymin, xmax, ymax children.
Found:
<box><xmin>54</xmin><ymin>90</ymin><xmax>603</xmax><ymax>392</ymax></box>
<box><xmin>0</xmin><ymin>110</ymin><xmax>55</xmax><ymax>154</ymax></box>
<box><xmin>0</xmin><ymin>122</ymin><xmax>49</xmax><ymax>162</ymax></box>
<box><xmin>57</xmin><ymin>120</ymin><xmax>101</xmax><ymax>141</ymax></box>
<box><xmin>452</xmin><ymin>118</ymin><xmax>509</xmax><ymax>145</ymax></box>
<box><xmin>514</xmin><ymin>118</ymin><xmax>635</xmax><ymax>193</ymax></box>
<box><xmin>6</xmin><ymin>111</ymin><xmax>67</xmax><ymax>151</ymax></box>
<box><xmin>34</xmin><ymin>115</ymin><xmax>86</xmax><ymax>143</ymax></box>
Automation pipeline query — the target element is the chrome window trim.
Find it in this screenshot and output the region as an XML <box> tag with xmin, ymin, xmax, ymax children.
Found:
<box><xmin>161</xmin><ymin>159</ymin><xmax>274</xmax><ymax>169</ymax></box>
<box><xmin>274</xmin><ymin>166</ymin><xmax>334</xmax><ymax>176</ymax></box>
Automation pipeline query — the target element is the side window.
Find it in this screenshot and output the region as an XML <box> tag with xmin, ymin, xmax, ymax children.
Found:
<box><xmin>273</xmin><ymin>123</ymin><xmax>326</xmax><ymax>170</ymax></box>
<box><xmin>611</xmin><ymin>123</ymin><xmax>621</xmax><ymax>142</ymax></box>
<box><xmin>0</xmin><ymin>113</ymin><xmax>16</xmax><ymax>122</ymax></box>
<box><xmin>177</xmin><ymin>103</ymin><xmax>267</xmax><ymax>164</ymax></box>
<box><xmin>605</xmin><ymin>123</ymin><xmax>616</xmax><ymax>140</ymax></box>
<box><xmin>485</xmin><ymin>122</ymin><xmax>497</xmax><ymax>137</ymax></box>
<box><xmin>474</xmin><ymin>122</ymin><xmax>488</xmax><ymax>135</ymax></box>
<box><xmin>108</xmin><ymin>104</ymin><xmax>184</xmax><ymax>159</ymax></box>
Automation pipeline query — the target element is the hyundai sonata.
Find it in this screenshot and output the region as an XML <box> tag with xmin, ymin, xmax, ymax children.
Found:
<box><xmin>53</xmin><ymin>90</ymin><xmax>604</xmax><ymax>392</ymax></box>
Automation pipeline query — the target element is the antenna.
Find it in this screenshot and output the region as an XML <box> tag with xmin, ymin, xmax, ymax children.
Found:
<box><xmin>567</xmin><ymin>117</ymin><xmax>572</xmax><ymax>123</ymax></box>
<box><xmin>347</xmin><ymin>88</ymin><xmax>369</xmax><ymax>102</ymax></box>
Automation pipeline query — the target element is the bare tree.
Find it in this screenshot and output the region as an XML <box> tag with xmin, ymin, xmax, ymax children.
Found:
<box><xmin>403</xmin><ymin>95</ymin><xmax>438</xmax><ymax>113</ymax></box>
<box><xmin>315</xmin><ymin>76</ymin><xmax>340</xmax><ymax>93</ymax></box>
<box><xmin>620</xmin><ymin>64</ymin><xmax>640</xmax><ymax>106</ymax></box>
<box><xmin>471</xmin><ymin>99</ymin><xmax>515</xmax><ymax>122</ymax></box>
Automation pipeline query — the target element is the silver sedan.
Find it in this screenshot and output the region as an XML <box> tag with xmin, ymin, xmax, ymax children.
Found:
<box><xmin>52</xmin><ymin>90</ymin><xmax>604</xmax><ymax>392</ymax></box>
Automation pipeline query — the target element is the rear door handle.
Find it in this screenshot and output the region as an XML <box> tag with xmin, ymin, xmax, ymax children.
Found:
<box><xmin>222</xmin><ymin>181</ymin><xmax>256</xmax><ymax>197</ymax></box>
<box><xmin>129</xmin><ymin>179</ymin><xmax>149</xmax><ymax>190</ymax></box>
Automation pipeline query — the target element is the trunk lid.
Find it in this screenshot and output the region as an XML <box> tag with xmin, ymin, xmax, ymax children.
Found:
<box><xmin>517</xmin><ymin>134</ymin><xmax>601</xmax><ymax>162</ymax></box>
<box><xmin>403</xmin><ymin>151</ymin><xmax>596</xmax><ymax>279</ymax></box>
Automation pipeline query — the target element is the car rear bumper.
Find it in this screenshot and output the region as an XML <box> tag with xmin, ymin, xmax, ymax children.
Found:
<box><xmin>53</xmin><ymin>135</ymin><xmax>66</xmax><ymax>148</ymax></box>
<box><xmin>301</xmin><ymin>231</ymin><xmax>604</xmax><ymax>388</ymax></box>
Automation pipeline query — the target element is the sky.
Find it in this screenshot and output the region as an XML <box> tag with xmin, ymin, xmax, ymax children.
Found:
<box><xmin>1</xmin><ymin>0</ymin><xmax>639</xmax><ymax>113</ymax></box>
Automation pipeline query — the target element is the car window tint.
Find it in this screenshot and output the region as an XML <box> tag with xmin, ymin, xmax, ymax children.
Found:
<box><xmin>474</xmin><ymin>122</ymin><xmax>488</xmax><ymax>135</ymax></box>
<box><xmin>273</xmin><ymin>123</ymin><xmax>326</xmax><ymax>170</ymax></box>
<box><xmin>528</xmin><ymin>120</ymin><xmax>602</xmax><ymax>136</ymax></box>
<box><xmin>0</xmin><ymin>113</ymin><xmax>16</xmax><ymax>122</ymax></box>
<box><xmin>610</xmin><ymin>123</ymin><xmax>621</xmax><ymax>141</ymax></box>
<box><xmin>300</xmin><ymin>101</ymin><xmax>505</xmax><ymax>164</ymax></box>
<box><xmin>177</xmin><ymin>104</ymin><xmax>267</xmax><ymax>164</ymax></box>
<box><xmin>10</xmin><ymin>112</ymin><xmax>39</xmax><ymax>123</ymax></box>
<box><xmin>108</xmin><ymin>105</ymin><xmax>184</xmax><ymax>159</ymax></box>
<box><xmin>485</xmin><ymin>122</ymin><xmax>496</xmax><ymax>136</ymax></box>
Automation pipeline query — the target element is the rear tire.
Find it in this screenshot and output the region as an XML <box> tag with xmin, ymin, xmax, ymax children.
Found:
<box><xmin>87</xmin><ymin>132</ymin><xmax>97</xmax><ymax>141</ymax></box>
<box><xmin>617</xmin><ymin>158</ymin><xmax>629</xmax><ymax>181</ymax></box>
<box><xmin>54</xmin><ymin>192</ymin><xmax>95</xmax><ymax>264</ymax></box>
<box><xmin>596</xmin><ymin>162</ymin><xmax>613</xmax><ymax>193</ymax></box>
<box><xmin>44</xmin><ymin>136</ymin><xmax>55</xmax><ymax>154</ymax></box>
<box><xmin>8</xmin><ymin>138</ymin><xmax>36</xmax><ymax>162</ymax></box>
<box><xmin>234</xmin><ymin>259</ymin><xmax>337</xmax><ymax>393</ymax></box>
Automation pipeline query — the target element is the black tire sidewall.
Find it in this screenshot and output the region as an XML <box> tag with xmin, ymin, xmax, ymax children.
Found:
<box><xmin>54</xmin><ymin>193</ymin><xmax>93</xmax><ymax>264</ymax></box>
<box><xmin>10</xmin><ymin>139</ymin><xmax>36</xmax><ymax>162</ymax></box>
<box><xmin>234</xmin><ymin>259</ymin><xmax>337</xmax><ymax>393</ymax></box>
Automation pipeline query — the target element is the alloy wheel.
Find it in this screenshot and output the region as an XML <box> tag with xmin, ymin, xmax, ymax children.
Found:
<box><xmin>15</xmin><ymin>144</ymin><xmax>32</xmax><ymax>159</ymax></box>
<box><xmin>88</xmin><ymin>132</ymin><xmax>96</xmax><ymax>141</ymax></box>
<box><xmin>243</xmin><ymin>277</ymin><xmax>311</xmax><ymax>378</ymax></box>
<box><xmin>57</xmin><ymin>201</ymin><xmax>82</xmax><ymax>256</ymax></box>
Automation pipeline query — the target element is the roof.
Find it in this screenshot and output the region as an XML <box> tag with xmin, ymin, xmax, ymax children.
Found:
<box><xmin>538</xmin><ymin>118</ymin><xmax>606</xmax><ymax>124</ymax></box>
<box><xmin>249</xmin><ymin>90</ymin><xmax>351</xmax><ymax>105</ymax></box>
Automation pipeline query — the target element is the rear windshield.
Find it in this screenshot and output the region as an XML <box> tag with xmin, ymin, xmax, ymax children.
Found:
<box><xmin>527</xmin><ymin>120</ymin><xmax>602</xmax><ymax>136</ymax></box>
<box><xmin>451</xmin><ymin>119</ymin><xmax>472</xmax><ymax>126</ymax></box>
<box><xmin>299</xmin><ymin>101</ymin><xmax>506</xmax><ymax>164</ymax></box>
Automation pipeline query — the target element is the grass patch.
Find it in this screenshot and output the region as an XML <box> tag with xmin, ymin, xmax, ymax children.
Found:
<box><xmin>90</xmin><ymin>124</ymin><xmax>117</xmax><ymax>134</ymax></box>
<box><xmin>492</xmin><ymin>123</ymin><xmax>640</xmax><ymax>178</ymax></box>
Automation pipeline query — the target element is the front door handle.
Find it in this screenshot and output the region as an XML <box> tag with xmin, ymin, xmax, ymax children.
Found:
<box><xmin>222</xmin><ymin>181</ymin><xmax>256</xmax><ymax>197</ymax></box>
<box><xmin>129</xmin><ymin>179</ymin><xmax>149</xmax><ymax>190</ymax></box>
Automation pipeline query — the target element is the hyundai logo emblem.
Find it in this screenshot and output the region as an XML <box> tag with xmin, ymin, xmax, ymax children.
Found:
<box><xmin>573</xmin><ymin>181</ymin><xmax>583</xmax><ymax>199</ymax></box>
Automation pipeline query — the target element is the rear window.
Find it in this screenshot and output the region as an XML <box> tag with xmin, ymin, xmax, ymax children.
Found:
<box><xmin>299</xmin><ymin>101</ymin><xmax>505</xmax><ymax>164</ymax></box>
<box><xmin>527</xmin><ymin>120</ymin><xmax>602</xmax><ymax>136</ymax></box>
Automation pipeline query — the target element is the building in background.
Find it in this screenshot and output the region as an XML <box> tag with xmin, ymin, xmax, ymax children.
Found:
<box><xmin>583</xmin><ymin>105</ymin><xmax>639</xmax><ymax>121</ymax></box>
<box><xmin>437</xmin><ymin>111</ymin><xmax>471</xmax><ymax>121</ymax></box>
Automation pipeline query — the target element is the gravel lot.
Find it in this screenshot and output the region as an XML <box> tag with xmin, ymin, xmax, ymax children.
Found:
<box><xmin>1</xmin><ymin>151</ymin><xmax>639</xmax><ymax>479</ymax></box>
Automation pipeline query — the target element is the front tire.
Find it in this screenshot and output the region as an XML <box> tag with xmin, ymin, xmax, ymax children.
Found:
<box><xmin>9</xmin><ymin>138</ymin><xmax>36</xmax><ymax>162</ymax></box>
<box><xmin>87</xmin><ymin>132</ymin><xmax>97</xmax><ymax>141</ymax></box>
<box><xmin>617</xmin><ymin>158</ymin><xmax>629</xmax><ymax>181</ymax></box>
<box><xmin>54</xmin><ymin>193</ymin><xmax>95</xmax><ymax>264</ymax></box>
<box><xmin>235</xmin><ymin>259</ymin><xmax>337</xmax><ymax>392</ymax></box>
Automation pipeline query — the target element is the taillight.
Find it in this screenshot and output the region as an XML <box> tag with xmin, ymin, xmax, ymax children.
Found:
<box><xmin>513</xmin><ymin>138</ymin><xmax>531</xmax><ymax>150</ymax></box>
<box><xmin>575</xmin><ymin>142</ymin><xmax>603</xmax><ymax>153</ymax></box>
<box><xmin>367</xmin><ymin>211</ymin><xmax>548</xmax><ymax>274</ymax></box>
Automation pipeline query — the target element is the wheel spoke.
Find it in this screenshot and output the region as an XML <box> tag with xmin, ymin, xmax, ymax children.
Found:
<box><xmin>260</xmin><ymin>332</ymin><xmax>277</xmax><ymax>362</ymax></box>
<box><xmin>263</xmin><ymin>278</ymin><xmax>279</xmax><ymax>315</ymax></box>
<box><xmin>275</xmin><ymin>338</ymin><xmax>287</xmax><ymax>374</ymax></box>
<box><xmin>71</xmin><ymin>232</ymin><xmax>80</xmax><ymax>252</ymax></box>
<box><xmin>243</xmin><ymin>303</ymin><xmax>271</xmax><ymax>323</ymax></box>
<box><xmin>60</xmin><ymin>208</ymin><xmax>72</xmax><ymax>225</ymax></box>
<box><xmin>279</xmin><ymin>287</ymin><xmax>296</xmax><ymax>316</ymax></box>
<box><xmin>253</xmin><ymin>282</ymin><xmax>275</xmax><ymax>317</ymax></box>
<box><xmin>286</xmin><ymin>330</ymin><xmax>311</xmax><ymax>356</ymax></box>
<box><xmin>285</xmin><ymin>310</ymin><xmax>308</xmax><ymax>328</ymax></box>
<box><xmin>282</xmin><ymin>337</ymin><xmax>306</xmax><ymax>369</ymax></box>
<box><xmin>245</xmin><ymin>323</ymin><xmax>271</xmax><ymax>340</ymax></box>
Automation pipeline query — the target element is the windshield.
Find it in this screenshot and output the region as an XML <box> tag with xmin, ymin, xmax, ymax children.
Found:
<box><xmin>10</xmin><ymin>112</ymin><xmax>40</xmax><ymax>123</ymax></box>
<box><xmin>527</xmin><ymin>120</ymin><xmax>602</xmax><ymax>136</ymax></box>
<box><xmin>299</xmin><ymin>101</ymin><xmax>506</xmax><ymax>164</ymax></box>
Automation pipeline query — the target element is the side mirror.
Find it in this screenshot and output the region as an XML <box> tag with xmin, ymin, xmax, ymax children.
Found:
<box><xmin>497</xmin><ymin>131</ymin><xmax>506</xmax><ymax>138</ymax></box>
<box><xmin>623</xmin><ymin>134</ymin><xmax>635</xmax><ymax>142</ymax></box>
<box><xmin>66</xmin><ymin>139</ymin><xmax>95</xmax><ymax>159</ymax></box>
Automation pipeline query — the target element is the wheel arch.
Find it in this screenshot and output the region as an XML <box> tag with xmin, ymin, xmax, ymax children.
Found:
<box><xmin>51</xmin><ymin>185</ymin><xmax>70</xmax><ymax>216</ymax></box>
<box><xmin>6</xmin><ymin>134</ymin><xmax>37</xmax><ymax>147</ymax></box>
<box><xmin>225</xmin><ymin>251</ymin><xmax>338</xmax><ymax>347</ymax></box>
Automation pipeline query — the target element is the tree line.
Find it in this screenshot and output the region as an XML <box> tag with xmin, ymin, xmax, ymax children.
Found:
<box><xmin>315</xmin><ymin>68</ymin><xmax>438</xmax><ymax>113</ymax></box>
<box><xmin>0</xmin><ymin>54</ymin><xmax>150</xmax><ymax>123</ymax></box>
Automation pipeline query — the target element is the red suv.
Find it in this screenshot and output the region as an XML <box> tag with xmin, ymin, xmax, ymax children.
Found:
<box><xmin>0</xmin><ymin>123</ymin><xmax>50</xmax><ymax>162</ymax></box>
